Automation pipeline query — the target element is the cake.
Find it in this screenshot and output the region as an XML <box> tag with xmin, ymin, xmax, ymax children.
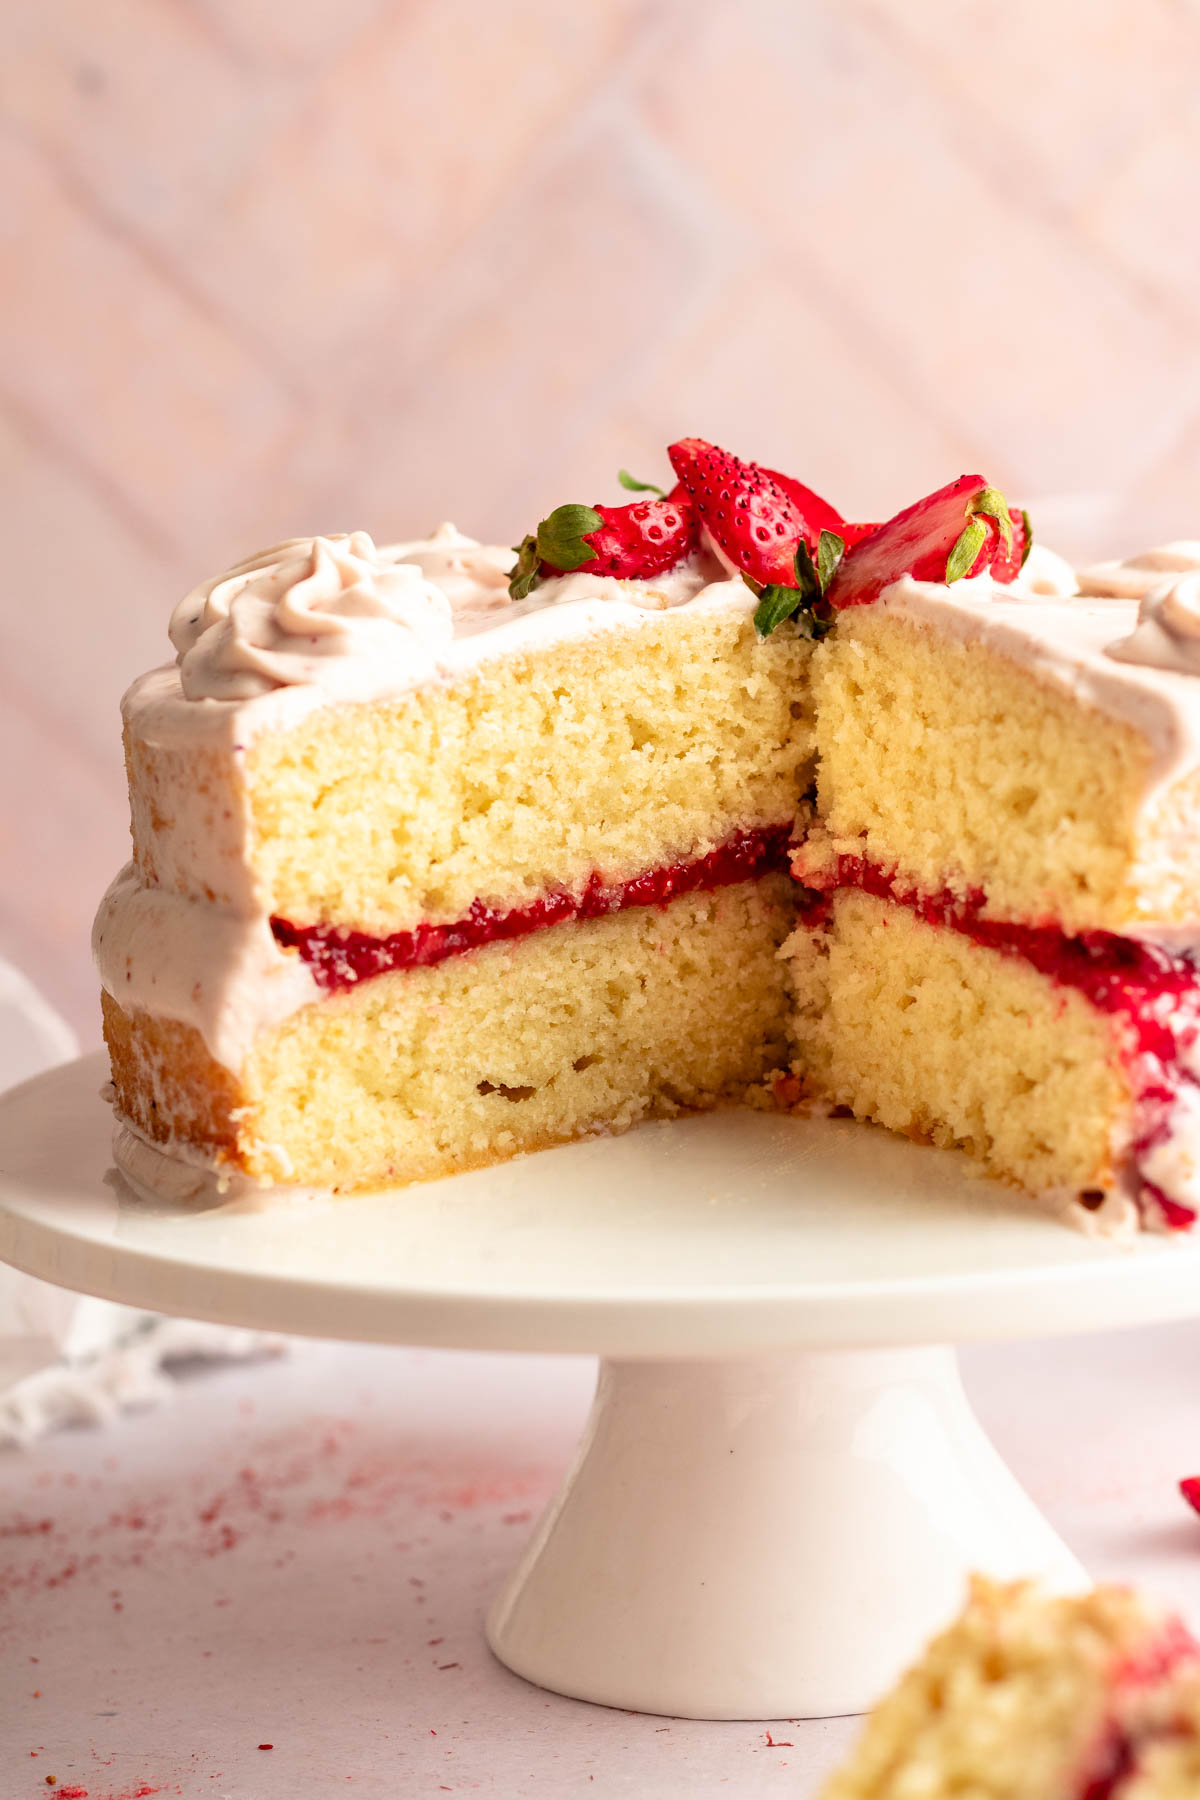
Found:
<box><xmin>93</xmin><ymin>439</ymin><xmax>1200</xmax><ymax>1228</ymax></box>
<box><xmin>96</xmin><ymin>514</ymin><xmax>812</xmax><ymax>1195</ymax></box>
<box><xmin>820</xmin><ymin>1576</ymin><xmax>1200</xmax><ymax>1800</ymax></box>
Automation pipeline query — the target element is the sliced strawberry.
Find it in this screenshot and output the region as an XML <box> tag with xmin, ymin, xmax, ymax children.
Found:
<box><xmin>826</xmin><ymin>475</ymin><xmax>1012</xmax><ymax>610</ymax></box>
<box><xmin>838</xmin><ymin>521</ymin><xmax>882</xmax><ymax>549</ymax></box>
<box><xmin>990</xmin><ymin>503</ymin><xmax>1031</xmax><ymax>585</ymax></box>
<box><xmin>577</xmin><ymin>483</ymin><xmax>697</xmax><ymax>579</ymax></box>
<box><xmin>667</xmin><ymin>437</ymin><xmax>820</xmax><ymax>586</ymax></box>
<box><xmin>762</xmin><ymin>469</ymin><xmax>845</xmax><ymax>539</ymax></box>
<box><xmin>510</xmin><ymin>485</ymin><xmax>698</xmax><ymax>599</ymax></box>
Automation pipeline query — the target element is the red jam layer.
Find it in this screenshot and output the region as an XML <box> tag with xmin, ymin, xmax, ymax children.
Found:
<box><xmin>800</xmin><ymin>853</ymin><xmax>1200</xmax><ymax>1230</ymax></box>
<box><xmin>272</xmin><ymin>823</ymin><xmax>793</xmax><ymax>994</ymax></box>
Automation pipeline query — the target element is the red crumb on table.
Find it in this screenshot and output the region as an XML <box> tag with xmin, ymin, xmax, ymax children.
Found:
<box><xmin>1181</xmin><ymin>1476</ymin><xmax>1200</xmax><ymax>1515</ymax></box>
<box><xmin>58</xmin><ymin>1788</ymin><xmax>88</xmax><ymax>1797</ymax></box>
<box><xmin>257</xmin><ymin>1744</ymin><xmax>273</xmax><ymax>1750</ymax></box>
<box><xmin>764</xmin><ymin>1731</ymin><xmax>794</xmax><ymax>1748</ymax></box>
<box><xmin>1</xmin><ymin>1516</ymin><xmax>54</xmax><ymax>1537</ymax></box>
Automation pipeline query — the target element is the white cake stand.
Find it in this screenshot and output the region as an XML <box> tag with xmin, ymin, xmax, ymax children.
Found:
<box><xmin>3</xmin><ymin>1056</ymin><xmax>1200</xmax><ymax>1722</ymax></box>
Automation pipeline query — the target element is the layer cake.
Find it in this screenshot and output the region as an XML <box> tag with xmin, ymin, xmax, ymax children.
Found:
<box><xmin>93</xmin><ymin>446</ymin><xmax>1200</xmax><ymax>1230</ymax></box>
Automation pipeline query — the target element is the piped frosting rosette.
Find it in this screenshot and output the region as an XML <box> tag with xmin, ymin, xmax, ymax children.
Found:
<box><xmin>1092</xmin><ymin>545</ymin><xmax>1200</xmax><ymax>674</ymax></box>
<box><xmin>169</xmin><ymin>532</ymin><xmax>456</xmax><ymax>701</ymax></box>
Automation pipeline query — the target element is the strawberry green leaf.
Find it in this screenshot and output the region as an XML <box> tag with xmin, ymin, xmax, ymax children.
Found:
<box><xmin>753</xmin><ymin>585</ymin><xmax>804</xmax><ymax>637</ymax></box>
<box><xmin>509</xmin><ymin>534</ymin><xmax>543</xmax><ymax>601</ymax></box>
<box><xmin>816</xmin><ymin>528</ymin><xmax>845</xmax><ymax>593</ymax></box>
<box><xmin>535</xmin><ymin>504</ymin><xmax>603</xmax><ymax>572</ymax></box>
<box><xmin>1019</xmin><ymin>508</ymin><xmax>1033</xmax><ymax>569</ymax></box>
<box><xmin>792</xmin><ymin>541</ymin><xmax>823</xmax><ymax>606</ymax></box>
<box><xmin>945</xmin><ymin>515</ymin><xmax>989</xmax><ymax>583</ymax></box>
<box><xmin>752</xmin><ymin>573</ymin><xmax>836</xmax><ymax>640</ymax></box>
<box><xmin>966</xmin><ymin>486</ymin><xmax>1014</xmax><ymax>554</ymax></box>
<box><xmin>617</xmin><ymin>468</ymin><xmax>666</xmax><ymax>497</ymax></box>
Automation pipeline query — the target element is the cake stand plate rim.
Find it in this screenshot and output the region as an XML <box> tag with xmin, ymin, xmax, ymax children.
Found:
<box><xmin>2</xmin><ymin>1054</ymin><xmax>1199</xmax><ymax>1356</ymax></box>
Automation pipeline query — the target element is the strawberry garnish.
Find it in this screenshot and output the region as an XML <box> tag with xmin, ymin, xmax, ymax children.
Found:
<box><xmin>667</xmin><ymin>437</ymin><xmax>822</xmax><ymax>587</ymax></box>
<box><xmin>583</xmin><ymin>486</ymin><xmax>698</xmax><ymax>578</ymax></box>
<box><xmin>1181</xmin><ymin>1476</ymin><xmax>1200</xmax><ymax>1517</ymax></box>
<box><xmin>825</xmin><ymin>475</ymin><xmax>1015</xmax><ymax>609</ymax></box>
<box><xmin>762</xmin><ymin>469</ymin><xmax>845</xmax><ymax>540</ymax></box>
<box><xmin>990</xmin><ymin>504</ymin><xmax>1032</xmax><ymax>585</ymax></box>
<box><xmin>838</xmin><ymin>521</ymin><xmax>882</xmax><ymax>549</ymax></box>
<box><xmin>510</xmin><ymin>484</ymin><xmax>697</xmax><ymax>600</ymax></box>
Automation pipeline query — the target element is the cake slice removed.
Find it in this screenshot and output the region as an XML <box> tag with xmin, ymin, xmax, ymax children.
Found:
<box><xmin>821</xmin><ymin>1577</ymin><xmax>1200</xmax><ymax>1800</ymax></box>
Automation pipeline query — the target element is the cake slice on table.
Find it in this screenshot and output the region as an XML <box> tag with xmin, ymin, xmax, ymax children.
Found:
<box><xmin>820</xmin><ymin>1577</ymin><xmax>1200</xmax><ymax>1800</ymax></box>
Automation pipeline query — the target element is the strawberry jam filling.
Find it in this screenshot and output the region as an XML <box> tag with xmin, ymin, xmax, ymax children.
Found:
<box><xmin>272</xmin><ymin>823</ymin><xmax>793</xmax><ymax>994</ymax></box>
<box><xmin>800</xmin><ymin>853</ymin><xmax>1200</xmax><ymax>1229</ymax></box>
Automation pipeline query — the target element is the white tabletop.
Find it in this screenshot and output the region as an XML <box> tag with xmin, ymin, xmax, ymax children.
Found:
<box><xmin>3</xmin><ymin>1323</ymin><xmax>1200</xmax><ymax>1799</ymax></box>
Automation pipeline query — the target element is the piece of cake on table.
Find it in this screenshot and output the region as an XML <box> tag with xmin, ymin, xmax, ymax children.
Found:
<box><xmin>820</xmin><ymin>1576</ymin><xmax>1200</xmax><ymax>1800</ymax></box>
<box><xmin>93</xmin><ymin>438</ymin><xmax>1200</xmax><ymax>1229</ymax></box>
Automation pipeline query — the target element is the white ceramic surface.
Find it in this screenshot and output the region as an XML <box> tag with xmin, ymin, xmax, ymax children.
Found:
<box><xmin>1</xmin><ymin>1056</ymin><xmax>1198</xmax><ymax>1719</ymax></box>
<box><xmin>3</xmin><ymin>1058</ymin><xmax>1200</xmax><ymax>1356</ymax></box>
<box><xmin>487</xmin><ymin>1348</ymin><xmax>1088</xmax><ymax>1718</ymax></box>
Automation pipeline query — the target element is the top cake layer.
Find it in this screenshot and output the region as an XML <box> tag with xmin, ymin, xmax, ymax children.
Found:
<box><xmin>119</xmin><ymin>529</ymin><xmax>814</xmax><ymax>936</ymax></box>
<box><xmin>808</xmin><ymin>559</ymin><xmax>1200</xmax><ymax>935</ymax></box>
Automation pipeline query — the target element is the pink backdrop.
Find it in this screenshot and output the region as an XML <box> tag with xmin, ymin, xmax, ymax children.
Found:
<box><xmin>6</xmin><ymin>0</ymin><xmax>1200</xmax><ymax>1037</ymax></box>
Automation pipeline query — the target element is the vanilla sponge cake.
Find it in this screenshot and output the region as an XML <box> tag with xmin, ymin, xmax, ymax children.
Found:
<box><xmin>821</xmin><ymin>1577</ymin><xmax>1200</xmax><ymax>1800</ymax></box>
<box><xmin>93</xmin><ymin>443</ymin><xmax>1200</xmax><ymax>1231</ymax></box>
<box><xmin>96</xmin><ymin>527</ymin><xmax>811</xmax><ymax>1191</ymax></box>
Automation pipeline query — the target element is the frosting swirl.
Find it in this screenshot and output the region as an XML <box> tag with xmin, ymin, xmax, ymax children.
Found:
<box><xmin>169</xmin><ymin>532</ymin><xmax>455</xmax><ymax>701</ymax></box>
<box><xmin>1012</xmin><ymin>543</ymin><xmax>1078</xmax><ymax>598</ymax></box>
<box><xmin>1107</xmin><ymin>568</ymin><xmax>1200</xmax><ymax>674</ymax></box>
<box><xmin>1077</xmin><ymin>542</ymin><xmax>1200</xmax><ymax>601</ymax></box>
<box><xmin>378</xmin><ymin>521</ymin><xmax>515</xmax><ymax>623</ymax></box>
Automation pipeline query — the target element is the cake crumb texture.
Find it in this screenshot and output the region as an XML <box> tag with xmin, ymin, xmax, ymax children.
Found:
<box><xmin>821</xmin><ymin>1577</ymin><xmax>1187</xmax><ymax>1800</ymax></box>
<box><xmin>786</xmin><ymin>888</ymin><xmax>1128</xmax><ymax>1197</ymax></box>
<box><xmin>102</xmin><ymin>988</ymin><xmax>240</xmax><ymax>1160</ymax></box>
<box><xmin>244</xmin><ymin>609</ymin><xmax>812</xmax><ymax>932</ymax></box>
<box><xmin>106</xmin><ymin>880</ymin><xmax>795</xmax><ymax>1190</ymax></box>
<box><xmin>814</xmin><ymin>607</ymin><xmax>1200</xmax><ymax>932</ymax></box>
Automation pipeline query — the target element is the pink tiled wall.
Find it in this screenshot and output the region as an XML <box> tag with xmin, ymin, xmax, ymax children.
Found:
<box><xmin>5</xmin><ymin>0</ymin><xmax>1200</xmax><ymax>1038</ymax></box>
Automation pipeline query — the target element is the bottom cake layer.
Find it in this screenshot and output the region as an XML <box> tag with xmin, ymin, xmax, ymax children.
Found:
<box><xmin>785</xmin><ymin>887</ymin><xmax>1143</xmax><ymax>1226</ymax></box>
<box><xmin>103</xmin><ymin>876</ymin><xmax>796</xmax><ymax>1191</ymax></box>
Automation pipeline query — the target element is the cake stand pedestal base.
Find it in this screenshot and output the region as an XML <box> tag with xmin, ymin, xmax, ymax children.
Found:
<box><xmin>487</xmin><ymin>1346</ymin><xmax>1086</xmax><ymax>1719</ymax></box>
<box><xmin>9</xmin><ymin>1066</ymin><xmax>1200</xmax><ymax>1723</ymax></box>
